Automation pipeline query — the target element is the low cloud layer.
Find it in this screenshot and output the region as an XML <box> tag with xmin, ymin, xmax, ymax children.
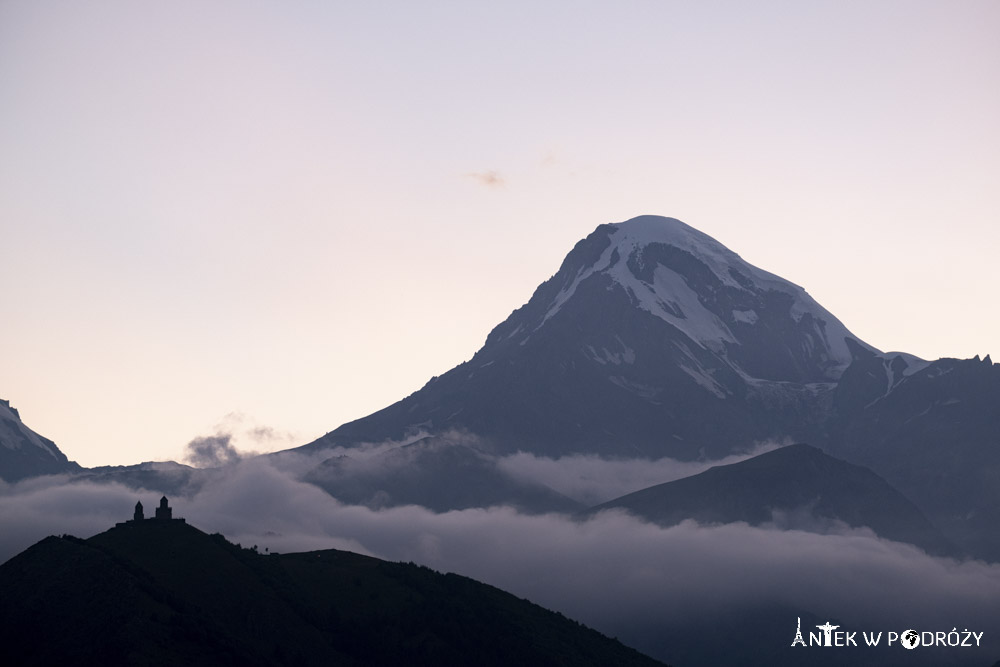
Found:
<box><xmin>496</xmin><ymin>442</ymin><xmax>781</xmax><ymax>505</ymax></box>
<box><xmin>276</xmin><ymin>433</ymin><xmax>780</xmax><ymax>507</ymax></box>
<box><xmin>2</xmin><ymin>454</ymin><xmax>998</xmax><ymax>666</ymax></box>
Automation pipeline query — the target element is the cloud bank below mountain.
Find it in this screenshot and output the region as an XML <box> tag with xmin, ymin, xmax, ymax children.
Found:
<box><xmin>2</xmin><ymin>454</ymin><xmax>997</xmax><ymax>666</ymax></box>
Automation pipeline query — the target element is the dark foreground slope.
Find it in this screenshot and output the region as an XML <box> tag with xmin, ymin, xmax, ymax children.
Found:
<box><xmin>593</xmin><ymin>444</ymin><xmax>957</xmax><ymax>557</ymax></box>
<box><xmin>0</xmin><ymin>519</ymin><xmax>665</xmax><ymax>667</ymax></box>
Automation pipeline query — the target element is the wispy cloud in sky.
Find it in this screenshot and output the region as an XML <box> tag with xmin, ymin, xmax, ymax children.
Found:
<box><xmin>465</xmin><ymin>170</ymin><xmax>505</xmax><ymax>188</ymax></box>
<box><xmin>184</xmin><ymin>433</ymin><xmax>243</xmax><ymax>468</ymax></box>
<box><xmin>181</xmin><ymin>413</ymin><xmax>299</xmax><ymax>468</ymax></box>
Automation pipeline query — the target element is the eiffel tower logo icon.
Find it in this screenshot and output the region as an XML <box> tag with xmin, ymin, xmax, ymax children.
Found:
<box><xmin>791</xmin><ymin>617</ymin><xmax>806</xmax><ymax>647</ymax></box>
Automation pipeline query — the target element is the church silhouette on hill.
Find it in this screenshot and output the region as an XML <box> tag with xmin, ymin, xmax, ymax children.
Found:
<box><xmin>119</xmin><ymin>496</ymin><xmax>185</xmax><ymax>526</ymax></box>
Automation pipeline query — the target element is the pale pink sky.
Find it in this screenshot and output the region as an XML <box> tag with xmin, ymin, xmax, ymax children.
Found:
<box><xmin>1</xmin><ymin>1</ymin><xmax>998</xmax><ymax>467</ymax></box>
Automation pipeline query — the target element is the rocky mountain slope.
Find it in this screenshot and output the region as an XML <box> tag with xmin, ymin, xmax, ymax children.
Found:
<box><xmin>591</xmin><ymin>444</ymin><xmax>957</xmax><ymax>557</ymax></box>
<box><xmin>0</xmin><ymin>398</ymin><xmax>78</xmax><ymax>482</ymax></box>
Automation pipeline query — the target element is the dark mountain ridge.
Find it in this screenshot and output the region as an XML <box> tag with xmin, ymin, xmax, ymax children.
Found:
<box><xmin>591</xmin><ymin>443</ymin><xmax>957</xmax><ymax>557</ymax></box>
<box><xmin>0</xmin><ymin>517</ymin><xmax>666</xmax><ymax>667</ymax></box>
<box><xmin>826</xmin><ymin>349</ymin><xmax>1000</xmax><ymax>559</ymax></box>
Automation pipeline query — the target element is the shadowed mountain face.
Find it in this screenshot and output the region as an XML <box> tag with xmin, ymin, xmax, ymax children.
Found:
<box><xmin>591</xmin><ymin>444</ymin><xmax>957</xmax><ymax>558</ymax></box>
<box><xmin>826</xmin><ymin>350</ymin><xmax>1000</xmax><ymax>560</ymax></box>
<box><xmin>0</xmin><ymin>519</ymin><xmax>666</xmax><ymax>667</ymax></box>
<box><xmin>0</xmin><ymin>398</ymin><xmax>79</xmax><ymax>482</ymax></box>
<box><xmin>303</xmin><ymin>434</ymin><xmax>582</xmax><ymax>513</ymax></box>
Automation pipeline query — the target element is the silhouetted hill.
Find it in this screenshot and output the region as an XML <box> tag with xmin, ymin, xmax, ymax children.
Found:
<box><xmin>0</xmin><ymin>519</ymin><xmax>666</xmax><ymax>667</ymax></box>
<box><xmin>592</xmin><ymin>444</ymin><xmax>957</xmax><ymax>557</ymax></box>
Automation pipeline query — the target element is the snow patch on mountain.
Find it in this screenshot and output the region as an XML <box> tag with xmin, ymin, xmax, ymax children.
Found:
<box><xmin>585</xmin><ymin>337</ymin><xmax>636</xmax><ymax>366</ymax></box>
<box><xmin>608</xmin><ymin>260</ymin><xmax>736</xmax><ymax>353</ymax></box>
<box><xmin>672</xmin><ymin>340</ymin><xmax>730</xmax><ymax>398</ymax></box>
<box><xmin>607</xmin><ymin>376</ymin><xmax>660</xmax><ymax>400</ymax></box>
<box><xmin>862</xmin><ymin>352</ymin><xmax>935</xmax><ymax>408</ymax></box>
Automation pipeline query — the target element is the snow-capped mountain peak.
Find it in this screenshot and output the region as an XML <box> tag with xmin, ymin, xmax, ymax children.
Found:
<box><xmin>534</xmin><ymin>215</ymin><xmax>875</xmax><ymax>381</ymax></box>
<box><xmin>311</xmin><ymin>214</ymin><xmax>903</xmax><ymax>460</ymax></box>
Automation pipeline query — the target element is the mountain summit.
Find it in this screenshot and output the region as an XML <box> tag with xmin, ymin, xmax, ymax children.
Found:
<box><xmin>489</xmin><ymin>215</ymin><xmax>871</xmax><ymax>383</ymax></box>
<box><xmin>308</xmin><ymin>216</ymin><xmax>876</xmax><ymax>459</ymax></box>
